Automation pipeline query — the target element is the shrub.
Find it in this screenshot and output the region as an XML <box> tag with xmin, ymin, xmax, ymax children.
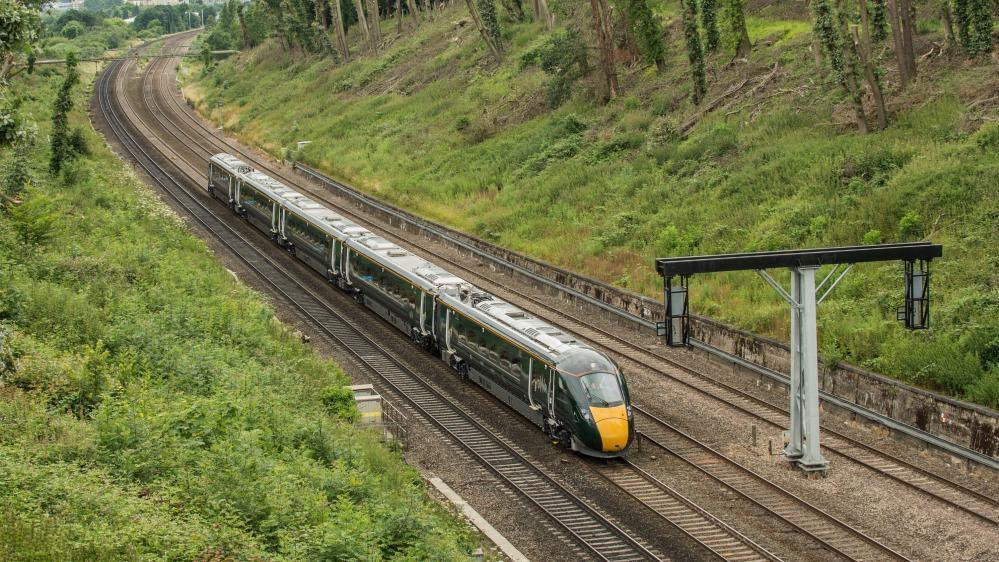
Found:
<box><xmin>521</xmin><ymin>29</ymin><xmax>589</xmax><ymax>108</ymax></box>
<box><xmin>897</xmin><ymin>210</ymin><xmax>923</xmax><ymax>240</ymax></box>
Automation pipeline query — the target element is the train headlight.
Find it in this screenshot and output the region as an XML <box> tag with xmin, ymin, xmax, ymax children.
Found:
<box><xmin>580</xmin><ymin>408</ymin><xmax>592</xmax><ymax>422</ymax></box>
<box><xmin>626</xmin><ymin>405</ymin><xmax>633</xmax><ymax>418</ymax></box>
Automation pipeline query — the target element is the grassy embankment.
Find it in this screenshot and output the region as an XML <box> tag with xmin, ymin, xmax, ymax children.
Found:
<box><xmin>0</xmin><ymin>46</ymin><xmax>473</xmax><ymax>560</ymax></box>
<box><xmin>186</xmin><ymin>2</ymin><xmax>999</xmax><ymax>407</ymax></box>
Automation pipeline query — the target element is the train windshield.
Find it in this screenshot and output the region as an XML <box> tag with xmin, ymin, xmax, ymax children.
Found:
<box><xmin>579</xmin><ymin>373</ymin><xmax>624</xmax><ymax>408</ymax></box>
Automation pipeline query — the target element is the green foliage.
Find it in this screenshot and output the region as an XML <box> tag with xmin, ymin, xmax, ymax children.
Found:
<box><xmin>897</xmin><ymin>210</ymin><xmax>923</xmax><ymax>239</ymax></box>
<box><xmin>49</xmin><ymin>52</ymin><xmax>79</xmax><ymax>175</ymax></box>
<box><xmin>812</xmin><ymin>0</ymin><xmax>843</xmax><ymax>77</ymax></box>
<box><xmin>1</xmin><ymin>50</ymin><xmax>475</xmax><ymax>558</ymax></box>
<box><xmin>622</xmin><ymin>0</ymin><xmax>667</xmax><ymax>70</ymax></box>
<box><xmin>61</xmin><ymin>20</ymin><xmax>86</xmax><ymax>39</ymax></box>
<box><xmin>722</xmin><ymin>0</ymin><xmax>750</xmax><ymax>54</ymax></box>
<box><xmin>477</xmin><ymin>0</ymin><xmax>502</xmax><ymax>43</ymax></box>
<box><xmin>951</xmin><ymin>0</ymin><xmax>991</xmax><ymax>57</ymax></box>
<box><xmin>680</xmin><ymin>0</ymin><xmax>706</xmax><ymax>102</ymax></box>
<box><xmin>701</xmin><ymin>0</ymin><xmax>720</xmax><ymax>53</ymax></box>
<box><xmin>189</xmin><ymin>4</ymin><xmax>999</xmax><ymax>408</ymax></box>
<box><xmin>2</xmin><ymin>141</ymin><xmax>34</xmax><ymax>200</ymax></box>
<box><xmin>521</xmin><ymin>28</ymin><xmax>589</xmax><ymax>108</ymax></box>
<box><xmin>869</xmin><ymin>0</ymin><xmax>888</xmax><ymax>41</ymax></box>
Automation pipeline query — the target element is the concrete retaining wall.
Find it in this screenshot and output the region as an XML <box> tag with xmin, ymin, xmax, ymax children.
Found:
<box><xmin>293</xmin><ymin>163</ymin><xmax>999</xmax><ymax>462</ymax></box>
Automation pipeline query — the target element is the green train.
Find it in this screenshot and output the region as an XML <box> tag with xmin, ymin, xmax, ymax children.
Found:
<box><xmin>209</xmin><ymin>153</ymin><xmax>634</xmax><ymax>457</ymax></box>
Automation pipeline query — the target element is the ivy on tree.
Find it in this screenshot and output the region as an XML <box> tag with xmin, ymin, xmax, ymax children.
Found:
<box><xmin>680</xmin><ymin>0</ymin><xmax>707</xmax><ymax>103</ymax></box>
<box><xmin>621</xmin><ymin>0</ymin><xmax>667</xmax><ymax>71</ymax></box>
<box><xmin>49</xmin><ymin>53</ymin><xmax>80</xmax><ymax>175</ymax></box>
<box><xmin>477</xmin><ymin>0</ymin><xmax>502</xmax><ymax>44</ymax></box>
<box><xmin>701</xmin><ymin>0</ymin><xmax>720</xmax><ymax>53</ymax></box>
<box><xmin>955</xmin><ymin>0</ymin><xmax>994</xmax><ymax>58</ymax></box>
<box><xmin>724</xmin><ymin>0</ymin><xmax>752</xmax><ymax>58</ymax></box>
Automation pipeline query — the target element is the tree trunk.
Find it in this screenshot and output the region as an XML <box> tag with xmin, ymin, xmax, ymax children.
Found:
<box><xmin>618</xmin><ymin>4</ymin><xmax>640</xmax><ymax>64</ymax></box>
<box><xmin>850</xmin><ymin>24</ymin><xmax>887</xmax><ymax>129</ymax></box>
<box><xmin>366</xmin><ymin>0</ymin><xmax>382</xmax><ymax>45</ymax></box>
<box><xmin>352</xmin><ymin>0</ymin><xmax>373</xmax><ymax>51</ymax></box>
<box><xmin>407</xmin><ymin>0</ymin><xmax>422</xmax><ymax>26</ymax></box>
<box><xmin>332</xmin><ymin>0</ymin><xmax>351</xmax><ymax>61</ymax></box>
<box><xmin>940</xmin><ymin>0</ymin><xmax>957</xmax><ymax>51</ymax></box>
<box><xmin>501</xmin><ymin>0</ymin><xmax>525</xmax><ymax>21</ymax></box>
<box><xmin>464</xmin><ymin>0</ymin><xmax>504</xmax><ymax>61</ymax></box>
<box><xmin>812</xmin><ymin>35</ymin><xmax>824</xmax><ymax>68</ymax></box>
<box><xmin>733</xmin><ymin>0</ymin><xmax>752</xmax><ymax>59</ymax></box>
<box><xmin>589</xmin><ymin>0</ymin><xmax>619</xmax><ymax>101</ymax></box>
<box><xmin>898</xmin><ymin>0</ymin><xmax>916</xmax><ymax>78</ymax></box>
<box><xmin>886</xmin><ymin>0</ymin><xmax>915</xmax><ymax>87</ymax></box>
<box><xmin>533</xmin><ymin>0</ymin><xmax>555</xmax><ymax>30</ymax></box>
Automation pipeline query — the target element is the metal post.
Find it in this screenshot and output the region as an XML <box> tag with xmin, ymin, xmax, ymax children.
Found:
<box><xmin>788</xmin><ymin>266</ymin><xmax>828</xmax><ymax>474</ymax></box>
<box><xmin>785</xmin><ymin>268</ymin><xmax>803</xmax><ymax>461</ymax></box>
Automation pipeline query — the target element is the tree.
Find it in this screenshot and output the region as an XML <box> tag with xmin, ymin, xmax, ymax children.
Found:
<box><xmin>1</xmin><ymin>0</ymin><xmax>41</xmax><ymax>82</ymax></box>
<box><xmin>724</xmin><ymin>0</ymin><xmax>752</xmax><ymax>58</ymax></box>
<box><xmin>500</xmin><ymin>0</ymin><xmax>525</xmax><ymax>21</ymax></box>
<box><xmin>954</xmin><ymin>0</ymin><xmax>993</xmax><ymax>57</ymax></box>
<box><xmin>701</xmin><ymin>0</ymin><xmax>720</xmax><ymax>53</ymax></box>
<box><xmin>331</xmin><ymin>0</ymin><xmax>350</xmax><ymax>61</ymax></box>
<box><xmin>886</xmin><ymin>0</ymin><xmax>916</xmax><ymax>87</ymax></box>
<box><xmin>352</xmin><ymin>0</ymin><xmax>374</xmax><ymax>50</ymax></box>
<box><xmin>812</xmin><ymin>0</ymin><xmax>868</xmax><ymax>132</ymax></box>
<box><xmin>478</xmin><ymin>0</ymin><xmax>502</xmax><ymax>44</ymax></box>
<box><xmin>61</xmin><ymin>20</ymin><xmax>86</xmax><ymax>39</ymax></box>
<box><xmin>465</xmin><ymin>0</ymin><xmax>504</xmax><ymax>62</ymax></box>
<box><xmin>621</xmin><ymin>0</ymin><xmax>667</xmax><ymax>71</ymax></box>
<box><xmin>531</xmin><ymin>0</ymin><xmax>554</xmax><ymax>30</ymax></box>
<box><xmin>50</xmin><ymin>53</ymin><xmax>80</xmax><ymax>175</ymax></box>
<box><xmin>680</xmin><ymin>0</ymin><xmax>706</xmax><ymax>103</ymax></box>
<box><xmin>851</xmin><ymin>0</ymin><xmax>887</xmax><ymax>128</ymax></box>
<box><xmin>590</xmin><ymin>0</ymin><xmax>619</xmax><ymax>101</ymax></box>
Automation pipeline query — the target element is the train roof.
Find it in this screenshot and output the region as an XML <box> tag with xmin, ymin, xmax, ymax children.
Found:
<box><xmin>438</xmin><ymin>287</ymin><xmax>600</xmax><ymax>363</ymax></box>
<box><xmin>208</xmin><ymin>156</ymin><xmax>613</xmax><ymax>369</ymax></box>
<box><xmin>210</xmin><ymin>153</ymin><xmax>251</xmax><ymax>173</ymax></box>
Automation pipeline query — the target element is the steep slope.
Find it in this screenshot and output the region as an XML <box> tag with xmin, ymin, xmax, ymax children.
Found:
<box><xmin>185</xmin><ymin>2</ymin><xmax>999</xmax><ymax>407</ymax></box>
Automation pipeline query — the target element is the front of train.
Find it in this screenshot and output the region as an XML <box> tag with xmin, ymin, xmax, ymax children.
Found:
<box><xmin>557</xmin><ymin>349</ymin><xmax>634</xmax><ymax>457</ymax></box>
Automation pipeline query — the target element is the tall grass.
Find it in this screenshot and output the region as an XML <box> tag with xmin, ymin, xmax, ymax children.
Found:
<box><xmin>0</xmin><ymin>54</ymin><xmax>472</xmax><ymax>558</ymax></box>
<box><xmin>185</xmin><ymin>6</ymin><xmax>999</xmax><ymax>408</ymax></box>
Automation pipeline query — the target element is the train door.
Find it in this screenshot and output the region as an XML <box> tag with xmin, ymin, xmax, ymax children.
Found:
<box><xmin>530</xmin><ymin>359</ymin><xmax>553</xmax><ymax>420</ymax></box>
<box><xmin>271</xmin><ymin>204</ymin><xmax>279</xmax><ymax>236</ymax></box>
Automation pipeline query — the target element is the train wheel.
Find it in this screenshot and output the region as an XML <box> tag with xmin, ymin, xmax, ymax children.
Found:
<box><xmin>457</xmin><ymin>362</ymin><xmax>469</xmax><ymax>382</ymax></box>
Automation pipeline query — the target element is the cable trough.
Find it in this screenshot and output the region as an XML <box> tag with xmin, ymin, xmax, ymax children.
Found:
<box><xmin>97</xmin><ymin>46</ymin><xmax>663</xmax><ymax>562</ymax></box>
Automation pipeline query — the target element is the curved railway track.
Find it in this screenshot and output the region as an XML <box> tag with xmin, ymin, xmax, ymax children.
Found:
<box><xmin>98</xmin><ymin>48</ymin><xmax>664</xmax><ymax>562</ymax></box>
<box><xmin>130</xmin><ymin>37</ymin><xmax>793</xmax><ymax>561</ymax></box>
<box><xmin>143</xmin><ymin>34</ymin><xmax>998</xmax><ymax>529</ymax></box>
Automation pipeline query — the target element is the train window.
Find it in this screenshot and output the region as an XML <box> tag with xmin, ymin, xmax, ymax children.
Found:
<box><xmin>579</xmin><ymin>373</ymin><xmax>624</xmax><ymax>407</ymax></box>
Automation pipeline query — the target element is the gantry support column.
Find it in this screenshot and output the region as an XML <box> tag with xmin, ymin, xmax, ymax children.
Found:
<box><xmin>784</xmin><ymin>266</ymin><xmax>828</xmax><ymax>474</ymax></box>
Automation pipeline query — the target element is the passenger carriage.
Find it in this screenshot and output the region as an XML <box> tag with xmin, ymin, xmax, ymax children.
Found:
<box><xmin>205</xmin><ymin>153</ymin><xmax>634</xmax><ymax>457</ymax></box>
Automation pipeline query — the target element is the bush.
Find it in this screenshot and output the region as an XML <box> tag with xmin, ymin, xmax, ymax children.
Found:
<box><xmin>521</xmin><ymin>29</ymin><xmax>589</xmax><ymax>108</ymax></box>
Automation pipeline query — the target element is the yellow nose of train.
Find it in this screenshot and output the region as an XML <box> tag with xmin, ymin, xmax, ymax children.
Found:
<box><xmin>590</xmin><ymin>405</ymin><xmax>630</xmax><ymax>453</ymax></box>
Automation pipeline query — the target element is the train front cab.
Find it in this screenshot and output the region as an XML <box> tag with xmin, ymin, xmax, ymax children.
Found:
<box><xmin>555</xmin><ymin>356</ymin><xmax>634</xmax><ymax>457</ymax></box>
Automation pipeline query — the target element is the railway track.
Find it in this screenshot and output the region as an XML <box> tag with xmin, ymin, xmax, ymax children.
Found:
<box><xmin>142</xmin><ymin>36</ymin><xmax>999</xmax><ymax>529</ymax></box>
<box><xmin>593</xmin><ymin>460</ymin><xmax>781</xmax><ymax>562</ymax></box>
<box><xmin>633</xmin><ymin>408</ymin><xmax>910</xmax><ymax>561</ymax></box>
<box><xmin>98</xmin><ymin>48</ymin><xmax>664</xmax><ymax>562</ymax></box>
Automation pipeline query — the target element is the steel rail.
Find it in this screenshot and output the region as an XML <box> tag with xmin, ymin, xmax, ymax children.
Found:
<box><xmin>593</xmin><ymin>459</ymin><xmax>782</xmax><ymax>562</ymax></box>
<box><xmin>99</xmin><ymin>49</ymin><xmax>662</xmax><ymax>562</ymax></box>
<box><xmin>150</xmin><ymin>32</ymin><xmax>999</xmax><ymax>523</ymax></box>
<box><xmin>147</xmin><ymin>34</ymin><xmax>997</xmax><ymax>524</ymax></box>
<box><xmin>634</xmin><ymin>407</ymin><xmax>912</xmax><ymax>562</ymax></box>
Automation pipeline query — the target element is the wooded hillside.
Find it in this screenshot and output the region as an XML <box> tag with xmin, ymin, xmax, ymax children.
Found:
<box><xmin>189</xmin><ymin>0</ymin><xmax>999</xmax><ymax>407</ymax></box>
